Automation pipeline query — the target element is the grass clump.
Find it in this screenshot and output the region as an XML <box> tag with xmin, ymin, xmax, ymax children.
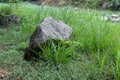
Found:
<box><xmin>0</xmin><ymin>5</ymin><xmax>13</xmax><ymax>16</ymax></box>
<box><xmin>37</xmin><ymin>40</ymin><xmax>78</xmax><ymax>64</ymax></box>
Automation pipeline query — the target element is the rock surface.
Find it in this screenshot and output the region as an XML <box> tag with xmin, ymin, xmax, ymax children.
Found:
<box><xmin>110</xmin><ymin>14</ymin><xmax>120</xmax><ymax>22</ymax></box>
<box><xmin>0</xmin><ymin>14</ymin><xmax>20</xmax><ymax>28</ymax></box>
<box><xmin>24</xmin><ymin>17</ymin><xmax>72</xmax><ymax>61</ymax></box>
<box><xmin>100</xmin><ymin>14</ymin><xmax>120</xmax><ymax>22</ymax></box>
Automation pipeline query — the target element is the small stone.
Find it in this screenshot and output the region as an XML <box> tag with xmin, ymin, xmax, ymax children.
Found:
<box><xmin>110</xmin><ymin>14</ymin><xmax>120</xmax><ymax>22</ymax></box>
<box><xmin>100</xmin><ymin>14</ymin><xmax>120</xmax><ymax>22</ymax></box>
<box><xmin>0</xmin><ymin>14</ymin><xmax>21</xmax><ymax>28</ymax></box>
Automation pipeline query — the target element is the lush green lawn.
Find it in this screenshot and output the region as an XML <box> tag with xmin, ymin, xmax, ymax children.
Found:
<box><xmin>0</xmin><ymin>2</ymin><xmax>120</xmax><ymax>80</ymax></box>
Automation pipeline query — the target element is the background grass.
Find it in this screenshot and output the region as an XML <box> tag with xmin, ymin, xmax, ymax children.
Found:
<box><xmin>0</xmin><ymin>2</ymin><xmax>120</xmax><ymax>79</ymax></box>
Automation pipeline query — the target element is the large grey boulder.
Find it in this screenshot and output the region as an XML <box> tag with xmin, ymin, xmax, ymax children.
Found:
<box><xmin>24</xmin><ymin>17</ymin><xmax>72</xmax><ymax>61</ymax></box>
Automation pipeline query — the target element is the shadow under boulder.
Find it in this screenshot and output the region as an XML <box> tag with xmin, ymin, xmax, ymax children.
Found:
<box><xmin>24</xmin><ymin>17</ymin><xmax>73</xmax><ymax>61</ymax></box>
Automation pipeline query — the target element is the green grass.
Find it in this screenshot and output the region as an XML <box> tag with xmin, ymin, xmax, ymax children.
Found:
<box><xmin>0</xmin><ymin>2</ymin><xmax>120</xmax><ymax>80</ymax></box>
